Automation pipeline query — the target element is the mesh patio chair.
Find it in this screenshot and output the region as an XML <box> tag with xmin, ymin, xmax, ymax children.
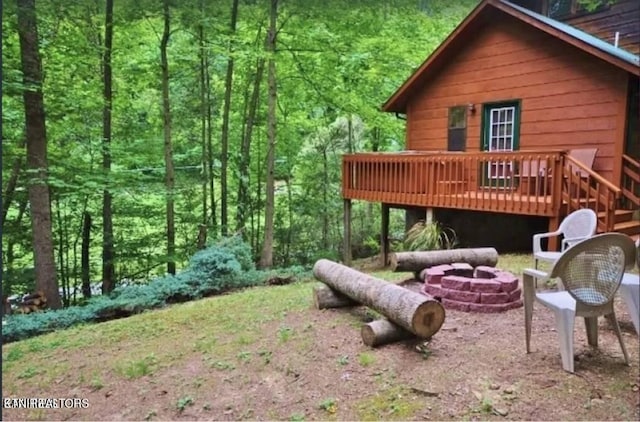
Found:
<box><xmin>533</xmin><ymin>208</ymin><xmax>597</xmax><ymax>269</ymax></box>
<box><xmin>619</xmin><ymin>239</ymin><xmax>640</xmax><ymax>335</ymax></box>
<box><xmin>523</xmin><ymin>233</ymin><xmax>637</xmax><ymax>373</ymax></box>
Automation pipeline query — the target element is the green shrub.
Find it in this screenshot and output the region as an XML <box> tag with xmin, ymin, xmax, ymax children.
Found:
<box><xmin>403</xmin><ymin>220</ymin><xmax>457</xmax><ymax>251</ymax></box>
<box><xmin>1</xmin><ymin>238</ymin><xmax>313</xmax><ymax>343</ymax></box>
<box><xmin>1</xmin><ymin>237</ymin><xmax>261</xmax><ymax>343</ymax></box>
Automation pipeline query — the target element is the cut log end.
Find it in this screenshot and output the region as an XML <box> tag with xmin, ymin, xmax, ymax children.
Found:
<box><xmin>312</xmin><ymin>285</ymin><xmax>356</xmax><ymax>310</ymax></box>
<box><xmin>361</xmin><ymin>319</ymin><xmax>414</xmax><ymax>347</ymax></box>
<box><xmin>411</xmin><ymin>300</ymin><xmax>446</xmax><ymax>339</ymax></box>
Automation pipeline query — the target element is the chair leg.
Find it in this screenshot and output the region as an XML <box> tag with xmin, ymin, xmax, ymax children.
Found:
<box><xmin>523</xmin><ymin>274</ymin><xmax>535</xmax><ymax>353</ymax></box>
<box><xmin>620</xmin><ymin>283</ymin><xmax>640</xmax><ymax>336</ymax></box>
<box><xmin>555</xmin><ymin>308</ymin><xmax>576</xmax><ymax>373</ymax></box>
<box><xmin>584</xmin><ymin>317</ymin><xmax>598</xmax><ymax>348</ymax></box>
<box><xmin>608</xmin><ymin>312</ymin><xmax>630</xmax><ymax>366</ymax></box>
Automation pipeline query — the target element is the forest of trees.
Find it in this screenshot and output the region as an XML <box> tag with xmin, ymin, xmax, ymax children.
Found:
<box><xmin>2</xmin><ymin>0</ymin><xmax>478</xmax><ymax>307</ymax></box>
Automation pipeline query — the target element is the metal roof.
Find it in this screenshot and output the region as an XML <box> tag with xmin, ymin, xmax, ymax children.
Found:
<box><xmin>500</xmin><ymin>0</ymin><xmax>639</xmax><ymax>67</ymax></box>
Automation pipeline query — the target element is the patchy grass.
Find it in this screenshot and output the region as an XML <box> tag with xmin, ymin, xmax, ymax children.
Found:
<box><xmin>356</xmin><ymin>386</ymin><xmax>423</xmax><ymax>420</ymax></box>
<box><xmin>358</xmin><ymin>352</ymin><xmax>375</xmax><ymax>367</ymax></box>
<box><xmin>115</xmin><ymin>353</ymin><xmax>158</xmax><ymax>379</ymax></box>
<box><xmin>2</xmin><ymin>255</ymin><xmax>639</xmax><ymax>421</ymax></box>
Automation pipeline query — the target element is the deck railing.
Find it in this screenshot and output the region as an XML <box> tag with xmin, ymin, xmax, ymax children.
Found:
<box><xmin>342</xmin><ymin>150</ymin><xmax>564</xmax><ymax>217</ymax></box>
<box><xmin>562</xmin><ymin>155</ymin><xmax>621</xmax><ymax>232</ymax></box>
<box><xmin>621</xmin><ymin>154</ymin><xmax>640</xmax><ymax>209</ymax></box>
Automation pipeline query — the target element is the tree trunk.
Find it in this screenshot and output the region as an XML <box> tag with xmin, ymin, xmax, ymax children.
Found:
<box><xmin>206</xmin><ymin>52</ymin><xmax>216</xmax><ymax>235</ymax></box>
<box><xmin>161</xmin><ymin>0</ymin><xmax>176</xmax><ymax>275</ymax></box>
<box><xmin>101</xmin><ymin>0</ymin><xmax>115</xmax><ymax>294</ymax></box>
<box><xmin>54</xmin><ymin>196</ymin><xmax>69</xmax><ymax>306</ymax></box>
<box><xmin>17</xmin><ymin>0</ymin><xmax>62</xmax><ymax>309</ymax></box>
<box><xmin>390</xmin><ymin>248</ymin><xmax>499</xmax><ymax>273</ymax></box>
<box><xmin>313</xmin><ymin>284</ymin><xmax>357</xmax><ymax>309</ymax></box>
<box><xmin>198</xmin><ymin>0</ymin><xmax>208</xmax><ymax>227</ymax></box>
<box><xmin>81</xmin><ymin>211</ymin><xmax>92</xmax><ymax>298</ymax></box>
<box><xmin>322</xmin><ymin>148</ymin><xmax>329</xmax><ymax>251</ymax></box>
<box><xmin>313</xmin><ymin>259</ymin><xmax>445</xmax><ymax>338</ymax></box>
<box><xmin>259</xmin><ymin>0</ymin><xmax>278</xmax><ymax>269</ymax></box>
<box><xmin>236</xmin><ymin>56</ymin><xmax>265</xmax><ymax>234</ymax></box>
<box><xmin>361</xmin><ymin>319</ymin><xmax>415</xmax><ymax>347</ymax></box>
<box><xmin>220</xmin><ymin>0</ymin><xmax>239</xmax><ymax>236</ymax></box>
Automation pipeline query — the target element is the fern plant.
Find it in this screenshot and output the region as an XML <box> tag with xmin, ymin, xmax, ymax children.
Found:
<box><xmin>403</xmin><ymin>220</ymin><xmax>457</xmax><ymax>251</ymax></box>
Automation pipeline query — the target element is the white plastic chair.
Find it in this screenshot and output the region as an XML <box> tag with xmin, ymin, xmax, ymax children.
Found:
<box><xmin>523</xmin><ymin>233</ymin><xmax>636</xmax><ymax>373</ymax></box>
<box><xmin>533</xmin><ymin>208</ymin><xmax>597</xmax><ymax>269</ymax></box>
<box><xmin>619</xmin><ymin>239</ymin><xmax>639</xmax><ymax>335</ymax></box>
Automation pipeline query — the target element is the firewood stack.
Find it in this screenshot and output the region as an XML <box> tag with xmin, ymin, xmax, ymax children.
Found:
<box><xmin>13</xmin><ymin>291</ymin><xmax>48</xmax><ymax>314</ymax></box>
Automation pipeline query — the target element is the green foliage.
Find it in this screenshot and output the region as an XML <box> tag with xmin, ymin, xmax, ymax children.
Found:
<box><xmin>358</xmin><ymin>352</ymin><xmax>375</xmax><ymax>367</ymax></box>
<box><xmin>403</xmin><ymin>221</ymin><xmax>457</xmax><ymax>251</ymax></box>
<box><xmin>356</xmin><ymin>386</ymin><xmax>422</xmax><ymax>420</ymax></box>
<box><xmin>176</xmin><ymin>396</ymin><xmax>194</xmax><ymax>412</ymax></box>
<box><xmin>277</xmin><ymin>326</ymin><xmax>293</xmax><ymax>343</ymax></box>
<box><xmin>116</xmin><ymin>354</ymin><xmax>158</xmax><ymax>379</ymax></box>
<box><xmin>576</xmin><ymin>0</ymin><xmax>615</xmax><ymax>12</ymax></box>
<box><xmin>1</xmin><ymin>238</ymin><xmax>268</xmax><ymax>343</ymax></box>
<box><xmin>2</xmin><ymin>0</ymin><xmax>479</xmax><ymax>299</ymax></box>
<box><xmin>319</xmin><ymin>398</ymin><xmax>337</xmax><ymax>414</ymax></box>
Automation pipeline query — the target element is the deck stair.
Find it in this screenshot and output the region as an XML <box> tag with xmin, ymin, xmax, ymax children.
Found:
<box><xmin>597</xmin><ymin>210</ymin><xmax>640</xmax><ymax>236</ymax></box>
<box><xmin>562</xmin><ymin>153</ymin><xmax>639</xmax><ymax>238</ymax></box>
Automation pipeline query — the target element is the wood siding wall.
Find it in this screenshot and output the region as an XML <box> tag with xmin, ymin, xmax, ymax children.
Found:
<box><xmin>406</xmin><ymin>14</ymin><xmax>628</xmax><ymax>184</ymax></box>
<box><xmin>562</xmin><ymin>0</ymin><xmax>640</xmax><ymax>55</ymax></box>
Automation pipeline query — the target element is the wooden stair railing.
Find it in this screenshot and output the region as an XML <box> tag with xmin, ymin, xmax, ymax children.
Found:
<box><xmin>562</xmin><ymin>154</ymin><xmax>621</xmax><ymax>232</ymax></box>
<box><xmin>621</xmin><ymin>154</ymin><xmax>640</xmax><ymax>209</ymax></box>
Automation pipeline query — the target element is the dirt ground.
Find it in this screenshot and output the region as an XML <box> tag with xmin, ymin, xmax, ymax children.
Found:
<box><xmin>2</xmin><ymin>265</ymin><xmax>639</xmax><ymax>421</ymax></box>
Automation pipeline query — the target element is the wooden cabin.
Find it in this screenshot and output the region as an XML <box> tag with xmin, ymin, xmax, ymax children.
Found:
<box><xmin>342</xmin><ymin>0</ymin><xmax>639</xmax><ymax>263</ymax></box>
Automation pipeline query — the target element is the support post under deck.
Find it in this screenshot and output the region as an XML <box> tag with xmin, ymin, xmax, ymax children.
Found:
<box><xmin>547</xmin><ymin>216</ymin><xmax>560</xmax><ymax>251</ymax></box>
<box><xmin>381</xmin><ymin>203</ymin><xmax>390</xmax><ymax>266</ymax></box>
<box><xmin>343</xmin><ymin>199</ymin><xmax>352</xmax><ymax>266</ymax></box>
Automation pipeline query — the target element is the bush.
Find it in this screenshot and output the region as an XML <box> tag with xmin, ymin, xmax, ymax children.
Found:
<box><xmin>404</xmin><ymin>221</ymin><xmax>457</xmax><ymax>251</ymax></box>
<box><xmin>1</xmin><ymin>237</ymin><xmax>268</xmax><ymax>343</ymax></box>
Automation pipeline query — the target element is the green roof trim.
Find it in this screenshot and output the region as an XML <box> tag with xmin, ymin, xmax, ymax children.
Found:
<box><xmin>501</xmin><ymin>0</ymin><xmax>639</xmax><ymax>67</ymax></box>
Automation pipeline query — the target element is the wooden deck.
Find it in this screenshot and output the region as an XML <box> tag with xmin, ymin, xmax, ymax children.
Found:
<box><xmin>341</xmin><ymin>149</ymin><xmax>638</xmax><ymax>264</ymax></box>
<box><xmin>342</xmin><ymin>150</ymin><xmax>630</xmax><ymax>231</ymax></box>
<box><xmin>343</xmin><ymin>150</ymin><xmax>564</xmax><ymax>217</ymax></box>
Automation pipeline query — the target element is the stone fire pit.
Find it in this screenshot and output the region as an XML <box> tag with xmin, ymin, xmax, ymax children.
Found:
<box><xmin>420</xmin><ymin>263</ymin><xmax>522</xmax><ymax>313</ymax></box>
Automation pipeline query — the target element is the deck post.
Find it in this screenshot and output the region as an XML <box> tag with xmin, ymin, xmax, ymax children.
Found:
<box><xmin>425</xmin><ymin>207</ymin><xmax>434</xmax><ymax>223</ymax></box>
<box><xmin>547</xmin><ymin>216</ymin><xmax>560</xmax><ymax>251</ymax></box>
<box><xmin>343</xmin><ymin>199</ymin><xmax>352</xmax><ymax>266</ymax></box>
<box><xmin>381</xmin><ymin>203</ymin><xmax>390</xmax><ymax>266</ymax></box>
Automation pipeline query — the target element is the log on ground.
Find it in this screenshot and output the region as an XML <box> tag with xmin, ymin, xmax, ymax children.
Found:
<box><xmin>361</xmin><ymin>319</ymin><xmax>414</xmax><ymax>347</ymax></box>
<box><xmin>390</xmin><ymin>248</ymin><xmax>498</xmax><ymax>273</ymax></box>
<box><xmin>313</xmin><ymin>259</ymin><xmax>445</xmax><ymax>338</ymax></box>
<box><xmin>313</xmin><ymin>284</ymin><xmax>357</xmax><ymax>309</ymax></box>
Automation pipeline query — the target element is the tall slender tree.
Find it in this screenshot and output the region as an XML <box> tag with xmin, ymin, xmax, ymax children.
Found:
<box><xmin>236</xmin><ymin>55</ymin><xmax>264</xmax><ymax>234</ymax></box>
<box><xmin>81</xmin><ymin>212</ymin><xmax>92</xmax><ymax>298</ymax></box>
<box><xmin>101</xmin><ymin>0</ymin><xmax>115</xmax><ymax>294</ymax></box>
<box><xmin>161</xmin><ymin>0</ymin><xmax>176</xmax><ymax>274</ymax></box>
<box><xmin>16</xmin><ymin>0</ymin><xmax>62</xmax><ymax>308</ymax></box>
<box><xmin>259</xmin><ymin>0</ymin><xmax>278</xmax><ymax>269</ymax></box>
<box><xmin>198</xmin><ymin>0</ymin><xmax>208</xmax><ymax>228</ymax></box>
<box><xmin>220</xmin><ymin>0</ymin><xmax>239</xmax><ymax>236</ymax></box>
